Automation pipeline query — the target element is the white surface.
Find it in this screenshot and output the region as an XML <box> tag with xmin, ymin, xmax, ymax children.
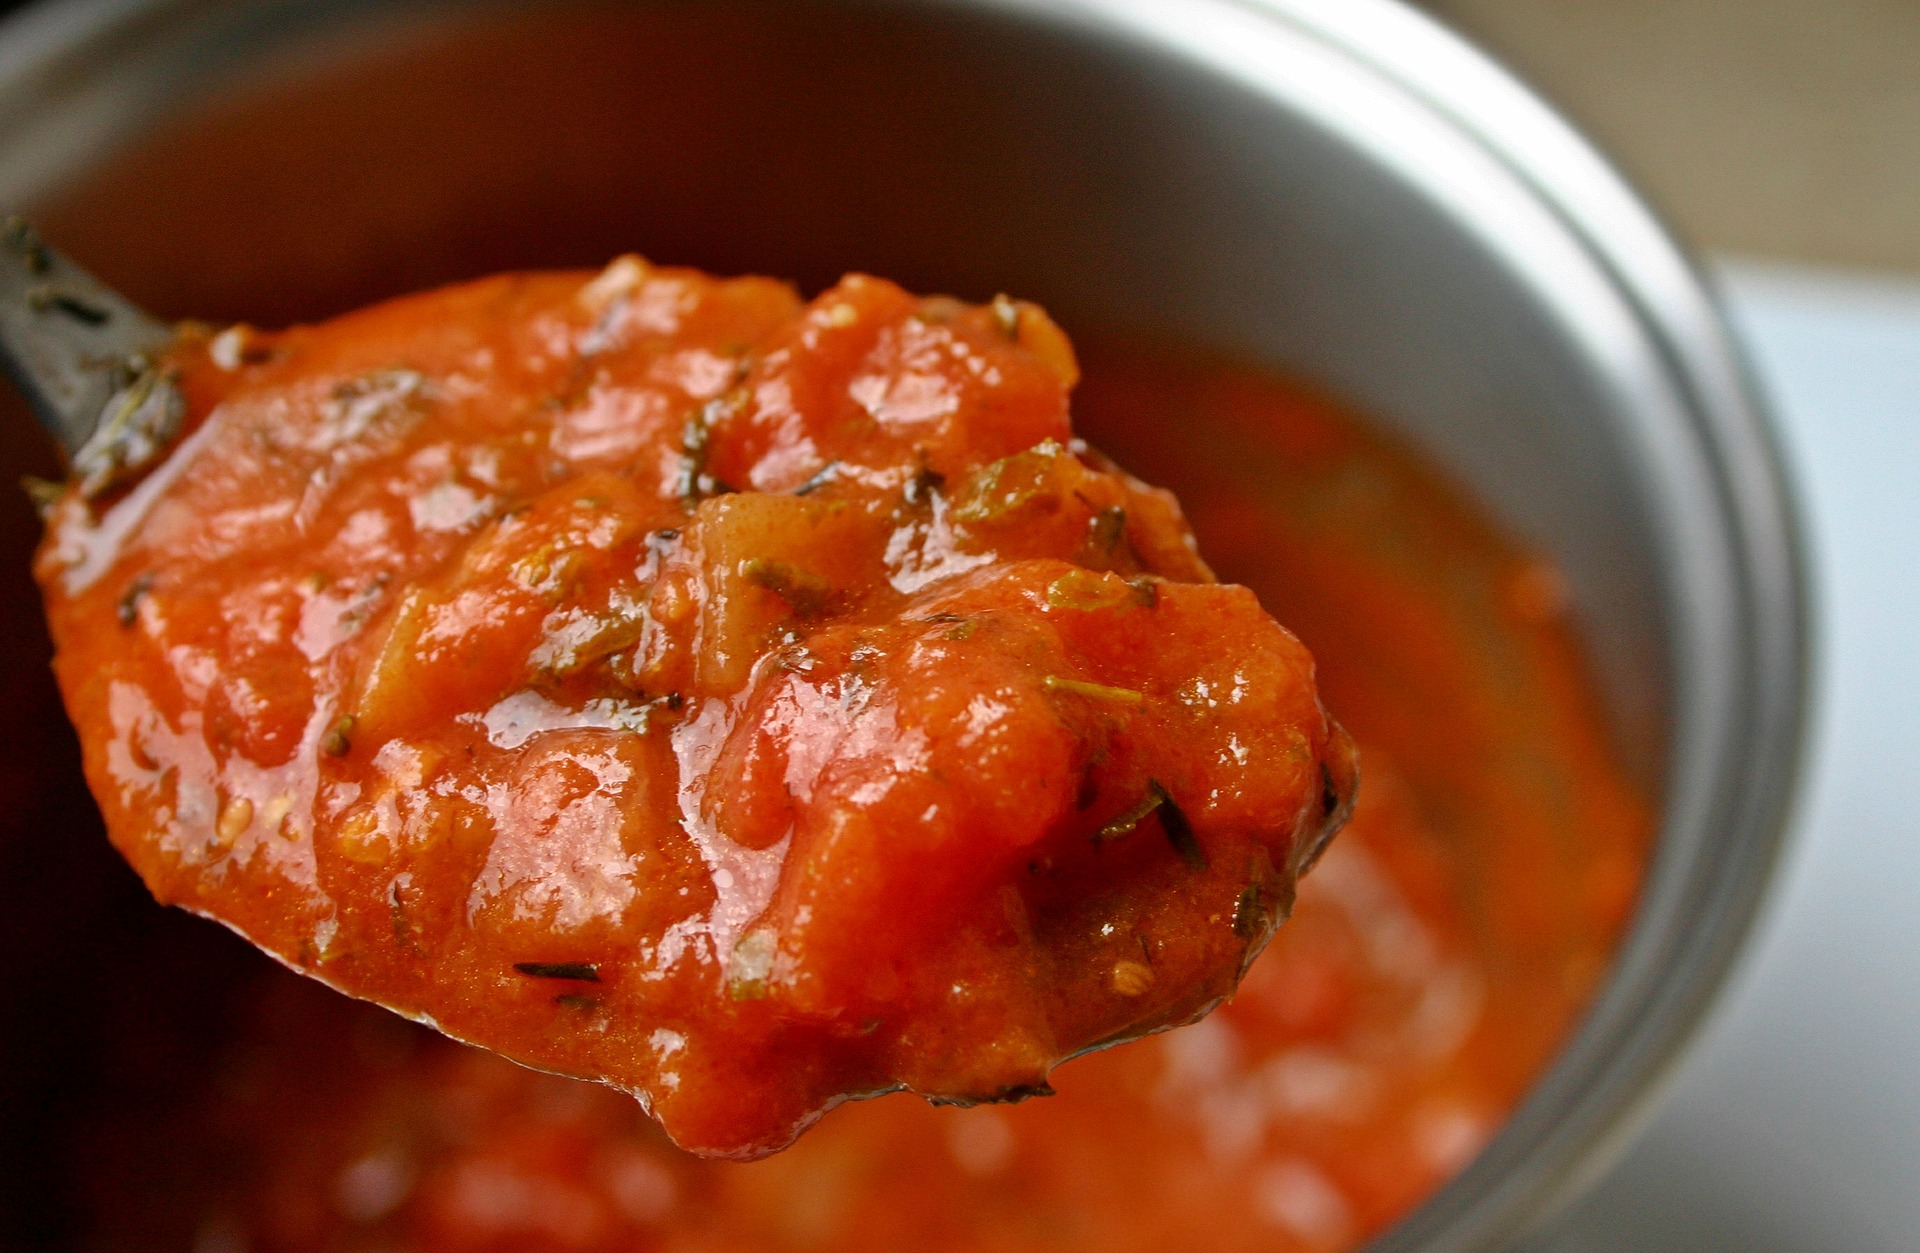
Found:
<box><xmin>1528</xmin><ymin>261</ymin><xmax>1920</xmax><ymax>1251</ymax></box>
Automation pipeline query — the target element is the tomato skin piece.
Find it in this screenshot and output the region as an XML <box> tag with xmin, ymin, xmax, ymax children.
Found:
<box><xmin>34</xmin><ymin>258</ymin><xmax>1354</xmax><ymax>1159</ymax></box>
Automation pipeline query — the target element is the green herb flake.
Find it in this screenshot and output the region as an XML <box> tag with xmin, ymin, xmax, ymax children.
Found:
<box><xmin>1095</xmin><ymin>786</ymin><xmax>1165</xmax><ymax>844</ymax></box>
<box><xmin>320</xmin><ymin>715</ymin><xmax>356</xmax><ymax>757</ymax></box>
<box><xmin>793</xmin><ymin>461</ymin><xmax>841</xmax><ymax>496</ymax></box>
<box><xmin>1044</xmin><ymin>568</ymin><xmax>1136</xmax><ymax>612</ymax></box>
<box><xmin>919</xmin><ymin>611</ymin><xmax>976</xmax><ymax>640</ymax></box>
<box><xmin>676</xmin><ymin>392</ymin><xmax>743</xmax><ymax>503</ymax></box>
<box><xmin>513</xmin><ymin>961</ymin><xmax>600</xmax><ymax>982</ymax></box>
<box><xmin>1156</xmin><ymin>782</ymin><xmax>1207</xmax><ymax>870</ymax></box>
<box><xmin>25</xmin><ymin>284</ymin><xmax>108</xmax><ymax>326</ymax></box>
<box><xmin>71</xmin><ymin>365</ymin><xmax>186</xmax><ymax>500</ymax></box>
<box><xmin>1232</xmin><ymin>881</ymin><xmax>1268</xmax><ymax>939</ymax></box>
<box><xmin>388</xmin><ymin>879</ymin><xmax>426</xmax><ymax>955</ymax></box>
<box><xmin>1088</xmin><ymin>505</ymin><xmax>1127</xmax><ymax>554</ymax></box>
<box><xmin>950</xmin><ymin>440</ymin><xmax>1066</xmax><ymax>524</ymax></box>
<box><xmin>389</xmin><ymin>883</ymin><xmax>409</xmax><ymax>942</ymax></box>
<box><xmin>1043</xmin><ymin>674</ymin><xmax>1144</xmax><ymax>706</ymax></box>
<box><xmin>741</xmin><ymin>558</ymin><xmax>834</xmax><ymax>616</ymax></box>
<box><xmin>678</xmin><ymin>413</ymin><xmax>711</xmax><ymax>485</ymax></box>
<box><xmin>904</xmin><ymin>463</ymin><xmax>945</xmax><ymax>506</ymax></box>
<box><xmin>1094</xmin><ymin>780</ymin><xmax>1202</xmax><ymax>868</ymax></box>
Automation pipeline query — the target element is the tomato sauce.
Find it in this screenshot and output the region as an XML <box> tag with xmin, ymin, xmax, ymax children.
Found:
<box><xmin>35</xmin><ymin>264</ymin><xmax>1354</xmax><ymax>1159</ymax></box>
<box><xmin>65</xmin><ymin>342</ymin><xmax>1648</xmax><ymax>1252</ymax></box>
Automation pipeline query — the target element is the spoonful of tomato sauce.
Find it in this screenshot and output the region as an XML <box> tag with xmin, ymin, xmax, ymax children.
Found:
<box><xmin>7</xmin><ymin>223</ymin><xmax>1355</xmax><ymax>1159</ymax></box>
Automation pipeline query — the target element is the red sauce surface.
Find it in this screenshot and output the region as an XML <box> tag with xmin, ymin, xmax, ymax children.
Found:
<box><xmin>68</xmin><ymin>345</ymin><xmax>1649</xmax><ymax>1252</ymax></box>
<box><xmin>36</xmin><ymin>264</ymin><xmax>1353</xmax><ymax>1159</ymax></box>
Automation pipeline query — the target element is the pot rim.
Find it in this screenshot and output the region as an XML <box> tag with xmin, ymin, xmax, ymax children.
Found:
<box><xmin>0</xmin><ymin>0</ymin><xmax>1814</xmax><ymax>1247</ymax></box>
<box><xmin>1111</xmin><ymin>1</ymin><xmax>1810</xmax><ymax>1244</ymax></box>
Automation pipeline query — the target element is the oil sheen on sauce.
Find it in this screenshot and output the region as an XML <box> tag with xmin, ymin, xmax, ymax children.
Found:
<box><xmin>35</xmin><ymin>267</ymin><xmax>1355</xmax><ymax>1160</ymax></box>
<box><xmin>68</xmin><ymin>343</ymin><xmax>1649</xmax><ymax>1253</ymax></box>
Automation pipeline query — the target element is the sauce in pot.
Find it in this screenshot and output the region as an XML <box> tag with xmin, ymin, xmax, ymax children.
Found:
<box><xmin>67</xmin><ymin>342</ymin><xmax>1648</xmax><ymax>1251</ymax></box>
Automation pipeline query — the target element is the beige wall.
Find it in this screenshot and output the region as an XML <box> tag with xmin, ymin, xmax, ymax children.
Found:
<box><xmin>1419</xmin><ymin>0</ymin><xmax>1920</xmax><ymax>274</ymax></box>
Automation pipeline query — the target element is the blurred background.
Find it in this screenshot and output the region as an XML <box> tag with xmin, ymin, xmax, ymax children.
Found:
<box><xmin>1419</xmin><ymin>0</ymin><xmax>1920</xmax><ymax>276</ymax></box>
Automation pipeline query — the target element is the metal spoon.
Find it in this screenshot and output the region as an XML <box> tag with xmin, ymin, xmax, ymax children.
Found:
<box><xmin>0</xmin><ymin>216</ymin><xmax>183</xmax><ymax>496</ymax></box>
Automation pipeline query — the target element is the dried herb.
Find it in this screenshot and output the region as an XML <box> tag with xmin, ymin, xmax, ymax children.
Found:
<box><xmin>320</xmin><ymin>715</ymin><xmax>355</xmax><ymax>757</ymax></box>
<box><xmin>25</xmin><ymin>285</ymin><xmax>108</xmax><ymax>326</ymax></box>
<box><xmin>941</xmin><ymin>1080</ymin><xmax>1054</xmax><ymax>1105</ymax></box>
<box><xmin>793</xmin><ymin>461</ymin><xmax>841</xmax><ymax>496</ymax></box>
<box><xmin>676</xmin><ymin>398</ymin><xmax>727</xmax><ymax>503</ymax></box>
<box><xmin>1095</xmin><ymin>785</ymin><xmax>1165</xmax><ymax>843</ymax></box>
<box><xmin>116</xmin><ymin>572</ymin><xmax>154</xmax><ymax>627</ymax></box>
<box><xmin>334</xmin><ymin>575</ymin><xmax>390</xmax><ymax>636</ymax></box>
<box><xmin>742</xmin><ymin>558</ymin><xmax>834</xmax><ymax>616</ymax></box>
<box><xmin>1043</xmin><ymin>674</ymin><xmax>1144</xmax><ymax>706</ymax></box>
<box><xmin>1155</xmin><ymin>782</ymin><xmax>1206</xmax><ymax>870</ymax></box>
<box><xmin>1088</xmin><ymin>505</ymin><xmax>1127</xmax><ymax>554</ymax></box>
<box><xmin>513</xmin><ymin>962</ymin><xmax>600</xmax><ymax>982</ymax></box>
<box><xmin>1097</xmin><ymin>781</ymin><xmax>1202</xmax><ymax>869</ymax></box>
<box><xmin>389</xmin><ymin>880</ymin><xmax>419</xmax><ymax>952</ymax></box>
<box><xmin>903</xmin><ymin>463</ymin><xmax>945</xmax><ymax>506</ymax></box>
<box><xmin>1127</xmin><ymin>576</ymin><xmax>1160</xmax><ymax>609</ymax></box>
<box><xmin>951</xmin><ymin>440</ymin><xmax>1065</xmax><ymax>524</ymax></box>
<box><xmin>1045</xmin><ymin>568</ymin><xmax>1138</xmax><ymax>612</ymax></box>
<box><xmin>1320</xmin><ymin>760</ymin><xmax>1344</xmax><ymax>819</ymax></box>
<box><xmin>919</xmin><ymin>611</ymin><xmax>976</xmax><ymax>640</ymax></box>
<box><xmin>70</xmin><ymin>364</ymin><xmax>186</xmax><ymax>500</ymax></box>
<box><xmin>1232</xmin><ymin>881</ymin><xmax>1268</xmax><ymax>939</ymax></box>
<box><xmin>555</xmin><ymin>994</ymin><xmax>601</xmax><ymax>1010</ymax></box>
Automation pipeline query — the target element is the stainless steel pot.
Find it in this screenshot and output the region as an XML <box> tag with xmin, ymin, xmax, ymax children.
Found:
<box><xmin>0</xmin><ymin>0</ymin><xmax>1808</xmax><ymax>1247</ymax></box>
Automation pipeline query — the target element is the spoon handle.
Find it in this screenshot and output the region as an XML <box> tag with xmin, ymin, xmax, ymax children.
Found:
<box><xmin>0</xmin><ymin>216</ymin><xmax>177</xmax><ymax>473</ymax></box>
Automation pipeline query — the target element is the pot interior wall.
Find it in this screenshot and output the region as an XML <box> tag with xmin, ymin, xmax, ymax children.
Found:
<box><xmin>0</xmin><ymin>0</ymin><xmax>1686</xmax><ymax>1240</ymax></box>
